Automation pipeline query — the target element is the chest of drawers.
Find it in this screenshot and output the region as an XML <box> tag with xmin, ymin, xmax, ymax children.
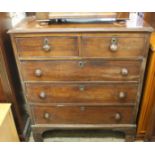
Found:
<box><xmin>9</xmin><ymin>17</ymin><xmax>153</xmax><ymax>141</ymax></box>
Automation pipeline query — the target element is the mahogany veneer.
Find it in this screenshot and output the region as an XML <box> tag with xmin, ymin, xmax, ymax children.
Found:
<box><xmin>9</xmin><ymin>16</ymin><xmax>153</xmax><ymax>141</ymax></box>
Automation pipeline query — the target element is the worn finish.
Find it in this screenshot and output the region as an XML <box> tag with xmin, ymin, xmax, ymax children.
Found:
<box><xmin>16</xmin><ymin>36</ymin><xmax>79</xmax><ymax>57</ymax></box>
<box><xmin>9</xmin><ymin>16</ymin><xmax>152</xmax><ymax>142</ymax></box>
<box><xmin>81</xmin><ymin>35</ymin><xmax>146</xmax><ymax>58</ymax></box>
<box><xmin>32</xmin><ymin>105</ymin><xmax>134</xmax><ymax>124</ymax></box>
<box><xmin>21</xmin><ymin>60</ymin><xmax>142</xmax><ymax>82</ymax></box>
<box><xmin>8</xmin><ymin>17</ymin><xmax>153</xmax><ymax>33</ymax></box>
<box><xmin>26</xmin><ymin>83</ymin><xmax>138</xmax><ymax>104</ymax></box>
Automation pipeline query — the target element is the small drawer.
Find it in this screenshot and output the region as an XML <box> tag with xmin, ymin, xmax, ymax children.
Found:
<box><xmin>32</xmin><ymin>105</ymin><xmax>134</xmax><ymax>124</ymax></box>
<box><xmin>21</xmin><ymin>60</ymin><xmax>141</xmax><ymax>82</ymax></box>
<box><xmin>26</xmin><ymin>83</ymin><xmax>138</xmax><ymax>105</ymax></box>
<box><xmin>16</xmin><ymin>36</ymin><xmax>79</xmax><ymax>57</ymax></box>
<box><xmin>82</xmin><ymin>35</ymin><xmax>145</xmax><ymax>58</ymax></box>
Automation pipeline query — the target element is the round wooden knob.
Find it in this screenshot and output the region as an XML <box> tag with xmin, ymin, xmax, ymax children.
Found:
<box><xmin>110</xmin><ymin>44</ymin><xmax>118</xmax><ymax>52</ymax></box>
<box><xmin>121</xmin><ymin>68</ymin><xmax>128</xmax><ymax>76</ymax></box>
<box><xmin>35</xmin><ymin>69</ymin><xmax>42</xmax><ymax>77</ymax></box>
<box><xmin>115</xmin><ymin>113</ymin><xmax>121</xmax><ymax>121</ymax></box>
<box><xmin>43</xmin><ymin>44</ymin><xmax>51</xmax><ymax>52</ymax></box>
<box><xmin>39</xmin><ymin>91</ymin><xmax>46</xmax><ymax>99</ymax></box>
<box><xmin>44</xmin><ymin>112</ymin><xmax>50</xmax><ymax>119</ymax></box>
<box><xmin>119</xmin><ymin>92</ymin><xmax>126</xmax><ymax>99</ymax></box>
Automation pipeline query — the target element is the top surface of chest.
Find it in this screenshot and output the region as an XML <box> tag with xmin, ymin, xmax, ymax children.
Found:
<box><xmin>9</xmin><ymin>16</ymin><xmax>153</xmax><ymax>34</ymax></box>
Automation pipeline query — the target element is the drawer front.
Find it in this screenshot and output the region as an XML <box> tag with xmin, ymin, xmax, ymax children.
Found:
<box><xmin>32</xmin><ymin>106</ymin><xmax>134</xmax><ymax>124</ymax></box>
<box><xmin>26</xmin><ymin>83</ymin><xmax>138</xmax><ymax>104</ymax></box>
<box><xmin>21</xmin><ymin>60</ymin><xmax>141</xmax><ymax>82</ymax></box>
<box><xmin>82</xmin><ymin>36</ymin><xmax>145</xmax><ymax>58</ymax></box>
<box><xmin>16</xmin><ymin>36</ymin><xmax>79</xmax><ymax>57</ymax></box>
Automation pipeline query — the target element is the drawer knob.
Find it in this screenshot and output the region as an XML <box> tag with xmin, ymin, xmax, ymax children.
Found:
<box><xmin>121</xmin><ymin>68</ymin><xmax>128</xmax><ymax>76</ymax></box>
<box><xmin>115</xmin><ymin>113</ymin><xmax>121</xmax><ymax>121</ymax></box>
<box><xmin>79</xmin><ymin>85</ymin><xmax>85</xmax><ymax>91</ymax></box>
<box><xmin>118</xmin><ymin>92</ymin><xmax>126</xmax><ymax>99</ymax></box>
<box><xmin>44</xmin><ymin>112</ymin><xmax>50</xmax><ymax>119</ymax></box>
<box><xmin>79</xmin><ymin>61</ymin><xmax>85</xmax><ymax>68</ymax></box>
<box><xmin>110</xmin><ymin>38</ymin><xmax>118</xmax><ymax>52</ymax></box>
<box><xmin>43</xmin><ymin>38</ymin><xmax>51</xmax><ymax>52</ymax></box>
<box><xmin>39</xmin><ymin>91</ymin><xmax>46</xmax><ymax>99</ymax></box>
<box><xmin>35</xmin><ymin>69</ymin><xmax>42</xmax><ymax>77</ymax></box>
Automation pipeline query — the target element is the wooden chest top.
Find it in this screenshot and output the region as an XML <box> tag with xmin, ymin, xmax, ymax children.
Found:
<box><xmin>8</xmin><ymin>17</ymin><xmax>153</xmax><ymax>34</ymax></box>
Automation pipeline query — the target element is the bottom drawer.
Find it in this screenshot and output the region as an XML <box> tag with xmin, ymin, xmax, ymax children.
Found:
<box><xmin>32</xmin><ymin>106</ymin><xmax>134</xmax><ymax>124</ymax></box>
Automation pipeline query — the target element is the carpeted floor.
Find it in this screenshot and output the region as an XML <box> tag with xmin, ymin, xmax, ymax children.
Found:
<box><xmin>29</xmin><ymin>130</ymin><xmax>125</xmax><ymax>142</ymax></box>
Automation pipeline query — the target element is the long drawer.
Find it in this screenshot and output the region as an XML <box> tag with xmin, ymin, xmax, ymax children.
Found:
<box><xmin>21</xmin><ymin>60</ymin><xmax>141</xmax><ymax>82</ymax></box>
<box><xmin>32</xmin><ymin>105</ymin><xmax>134</xmax><ymax>124</ymax></box>
<box><xmin>26</xmin><ymin>83</ymin><xmax>138</xmax><ymax>104</ymax></box>
<box><xmin>16</xmin><ymin>36</ymin><xmax>79</xmax><ymax>57</ymax></box>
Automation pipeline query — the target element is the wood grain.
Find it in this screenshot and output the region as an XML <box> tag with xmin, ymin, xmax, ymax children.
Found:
<box><xmin>0</xmin><ymin>77</ymin><xmax>6</xmax><ymax>101</ymax></box>
<box><xmin>20</xmin><ymin>60</ymin><xmax>142</xmax><ymax>82</ymax></box>
<box><xmin>137</xmin><ymin>32</ymin><xmax>155</xmax><ymax>141</ymax></box>
<box><xmin>0</xmin><ymin>13</ymin><xmax>29</xmax><ymax>141</ymax></box>
<box><xmin>9</xmin><ymin>17</ymin><xmax>152</xmax><ymax>141</ymax></box>
<box><xmin>8</xmin><ymin>16</ymin><xmax>153</xmax><ymax>33</ymax></box>
<box><xmin>25</xmin><ymin>83</ymin><xmax>138</xmax><ymax>104</ymax></box>
<box><xmin>16</xmin><ymin>36</ymin><xmax>79</xmax><ymax>57</ymax></box>
<box><xmin>82</xmin><ymin>36</ymin><xmax>145</xmax><ymax>58</ymax></box>
<box><xmin>32</xmin><ymin>105</ymin><xmax>134</xmax><ymax>124</ymax></box>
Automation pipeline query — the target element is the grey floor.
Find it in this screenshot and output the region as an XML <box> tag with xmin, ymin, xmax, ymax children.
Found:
<box><xmin>29</xmin><ymin>130</ymin><xmax>125</xmax><ymax>142</ymax></box>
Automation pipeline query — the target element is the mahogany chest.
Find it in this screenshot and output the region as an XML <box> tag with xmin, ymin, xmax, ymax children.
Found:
<box><xmin>9</xmin><ymin>17</ymin><xmax>153</xmax><ymax>141</ymax></box>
